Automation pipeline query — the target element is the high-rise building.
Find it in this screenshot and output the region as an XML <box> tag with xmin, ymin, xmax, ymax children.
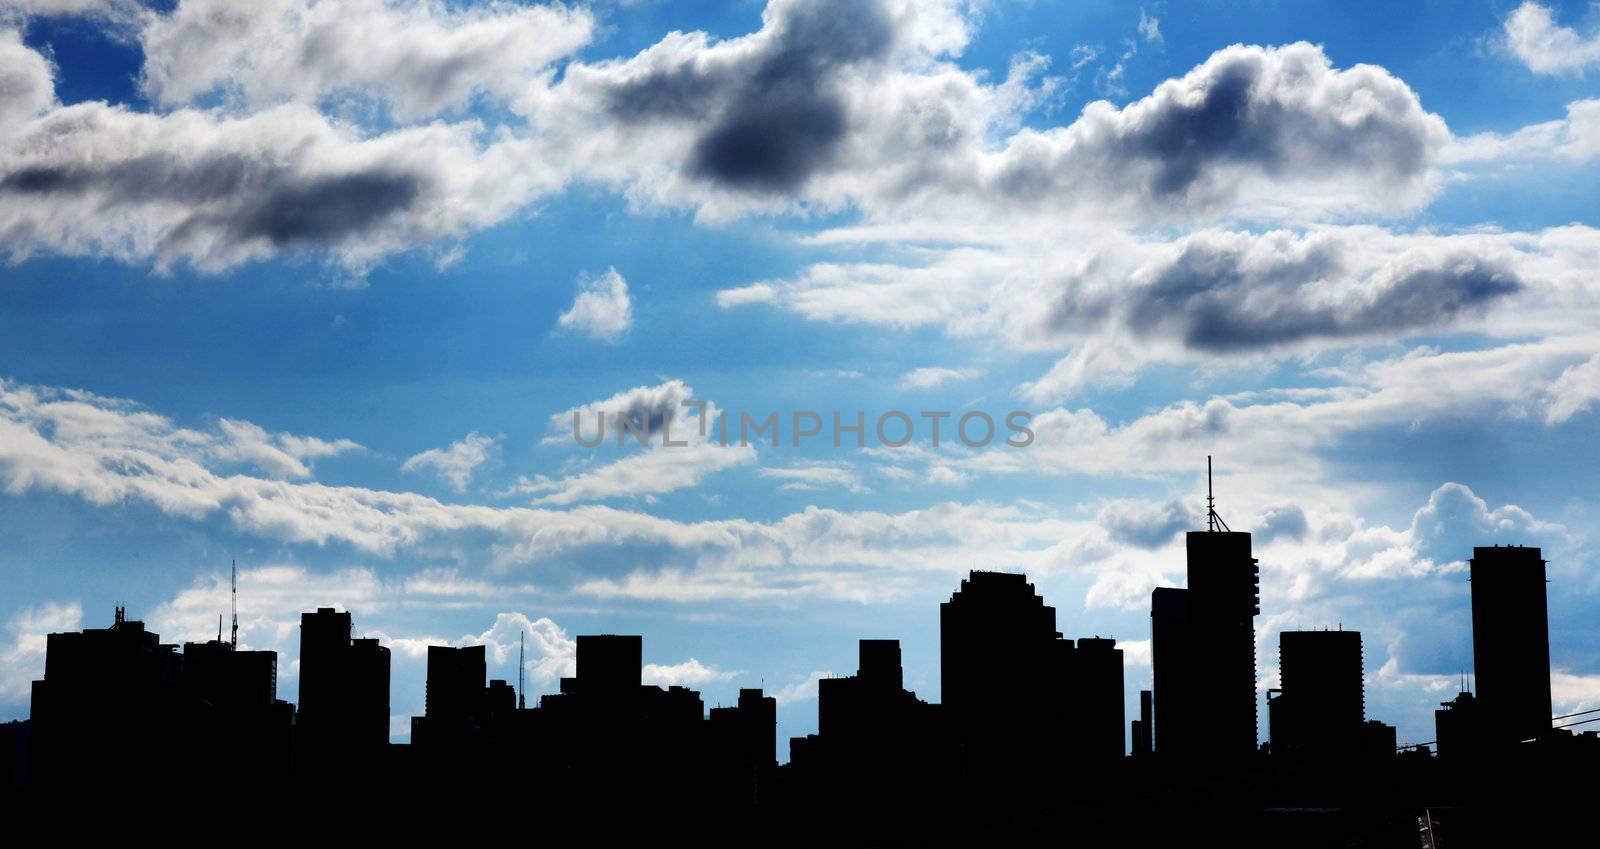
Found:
<box><xmin>297</xmin><ymin>608</ymin><xmax>390</xmax><ymax>762</ymax></box>
<box><xmin>1075</xmin><ymin>637</ymin><xmax>1126</xmax><ymax>762</ymax></box>
<box><xmin>1469</xmin><ymin>545</ymin><xmax>1551</xmax><ymax>746</ymax></box>
<box><xmin>1151</xmin><ymin>530</ymin><xmax>1259</xmax><ymax>761</ymax></box>
<box><xmin>425</xmin><ymin>644</ymin><xmax>487</xmax><ymax>721</ymax></box>
<box><xmin>941</xmin><ymin>571</ymin><xmax>1124</xmax><ymax>766</ymax></box>
<box><xmin>1150</xmin><ymin>586</ymin><xmax>1193</xmax><ymax>757</ymax></box>
<box><xmin>941</xmin><ymin>572</ymin><xmax>1059</xmax><ymax>718</ymax></box>
<box><xmin>27</xmin><ymin>608</ymin><xmax>182</xmax><ymax>782</ymax></box>
<box><xmin>1268</xmin><ymin>629</ymin><xmax>1363</xmax><ymax>761</ymax></box>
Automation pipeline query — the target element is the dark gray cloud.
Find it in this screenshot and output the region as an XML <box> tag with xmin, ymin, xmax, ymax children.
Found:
<box><xmin>231</xmin><ymin>172</ymin><xmax>422</xmax><ymax>247</ymax></box>
<box><xmin>1148</xmin><ymin>248</ymin><xmax>1522</xmax><ymax>353</ymax></box>
<box><xmin>1255</xmin><ymin>504</ymin><xmax>1309</xmax><ymax>543</ymax></box>
<box><xmin>1099</xmin><ymin>498</ymin><xmax>1193</xmax><ymax>548</ymax></box>
<box><xmin>1041</xmin><ymin>233</ymin><xmax>1523</xmax><ymax>355</ymax></box>
<box><xmin>2</xmin><ymin>152</ymin><xmax>425</xmax><ymax>251</ymax></box>
<box><xmin>987</xmin><ymin>42</ymin><xmax>1449</xmax><ymax>218</ymax></box>
<box><xmin>603</xmin><ymin>0</ymin><xmax>897</xmax><ymax>193</ymax></box>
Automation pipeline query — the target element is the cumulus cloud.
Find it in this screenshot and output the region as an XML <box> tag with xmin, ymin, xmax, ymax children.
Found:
<box><xmin>529</xmin><ymin>9</ymin><xmax>1448</xmax><ymax>224</ymax></box>
<box><xmin>0</xmin><ymin>26</ymin><xmax>566</xmax><ymax>273</ymax></box>
<box><xmin>139</xmin><ymin>0</ymin><xmax>595</xmax><ymax>119</ymax></box>
<box><xmin>728</xmin><ymin>225</ymin><xmax>1599</xmax><ymax>403</ymax></box>
<box><xmin>0</xmin><ymin>2</ymin><xmax>1489</xmax><ymax>277</ymax></box>
<box><xmin>0</xmin><ymin>602</ymin><xmax>81</xmax><ymax>703</ymax></box>
<box><xmin>1504</xmin><ymin>2</ymin><xmax>1600</xmax><ymax>76</ymax></box>
<box><xmin>1098</xmin><ymin>498</ymin><xmax>1192</xmax><ymax>548</ymax></box>
<box><xmin>0</xmin><ymin>99</ymin><xmax>553</xmax><ymax>272</ymax></box>
<box><xmin>0</xmin><ymin>29</ymin><xmax>54</xmax><ymax>135</ymax></box>
<box><xmin>557</xmin><ymin>267</ymin><xmax>633</xmax><ymax>343</ymax></box>
<box><xmin>515</xmin><ymin>379</ymin><xmax>754</xmax><ymax>505</ymax></box>
<box><xmin>401</xmin><ymin>432</ymin><xmax>497</xmax><ymax>492</ymax></box>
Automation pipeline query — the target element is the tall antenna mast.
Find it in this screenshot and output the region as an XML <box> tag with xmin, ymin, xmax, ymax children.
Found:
<box><xmin>1205</xmin><ymin>456</ymin><xmax>1231</xmax><ymax>532</ymax></box>
<box><xmin>518</xmin><ymin>630</ymin><xmax>526</xmax><ymax>710</ymax></box>
<box><xmin>230</xmin><ymin>560</ymin><xmax>238</xmax><ymax>650</ymax></box>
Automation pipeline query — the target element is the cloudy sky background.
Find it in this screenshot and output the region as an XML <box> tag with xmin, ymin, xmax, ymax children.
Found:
<box><xmin>3</xmin><ymin>0</ymin><xmax>1600</xmax><ymax>756</ymax></box>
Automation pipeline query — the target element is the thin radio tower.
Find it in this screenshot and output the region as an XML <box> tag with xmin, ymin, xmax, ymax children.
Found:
<box><xmin>230</xmin><ymin>560</ymin><xmax>238</xmax><ymax>650</ymax></box>
<box><xmin>518</xmin><ymin>630</ymin><xmax>526</xmax><ymax>710</ymax></box>
<box><xmin>1205</xmin><ymin>455</ymin><xmax>1231</xmax><ymax>532</ymax></box>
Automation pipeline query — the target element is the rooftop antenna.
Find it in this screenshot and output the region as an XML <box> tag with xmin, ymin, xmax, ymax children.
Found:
<box><xmin>230</xmin><ymin>560</ymin><xmax>238</xmax><ymax>650</ymax></box>
<box><xmin>517</xmin><ymin>630</ymin><xmax>526</xmax><ymax>710</ymax></box>
<box><xmin>1205</xmin><ymin>456</ymin><xmax>1231</xmax><ymax>532</ymax></box>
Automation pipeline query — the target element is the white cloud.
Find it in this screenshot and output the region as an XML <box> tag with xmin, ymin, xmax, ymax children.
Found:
<box><xmin>401</xmin><ymin>432</ymin><xmax>497</xmax><ymax>492</ymax></box>
<box><xmin>516</xmin><ymin>379</ymin><xmax>754</xmax><ymax>505</ymax></box>
<box><xmin>1443</xmin><ymin>98</ymin><xmax>1600</xmax><ymax>165</ymax></box>
<box><xmin>759</xmin><ymin>462</ymin><xmax>869</xmax><ymax>493</ymax></box>
<box><xmin>643</xmin><ymin>658</ymin><xmax>737</xmax><ymax>687</ymax></box>
<box><xmin>722</xmin><ymin>225</ymin><xmax>1600</xmax><ymax>403</ymax></box>
<box><xmin>556</xmin><ymin>267</ymin><xmax>633</xmax><ymax>343</ymax></box>
<box><xmin>139</xmin><ymin>0</ymin><xmax>595</xmax><ymax>119</ymax></box>
<box><xmin>1504</xmin><ymin>2</ymin><xmax>1600</xmax><ymax>76</ymax></box>
<box><xmin>1137</xmin><ymin>10</ymin><xmax>1163</xmax><ymax>46</ymax></box>
<box><xmin>214</xmin><ymin>418</ymin><xmax>361</xmax><ymax>479</ymax></box>
<box><xmin>899</xmin><ymin>366</ymin><xmax>982</xmax><ymax>389</ymax></box>
<box><xmin>1545</xmin><ymin>351</ymin><xmax>1600</xmax><ymax>423</ymax></box>
<box><xmin>771</xmin><ymin>671</ymin><xmax>832</xmax><ymax>705</ymax></box>
<box><xmin>0</xmin><ymin>602</ymin><xmax>81</xmax><ymax>703</ymax></box>
<box><xmin>0</xmin><ymin>349</ymin><xmax>1592</xmax><ymax>610</ymax></box>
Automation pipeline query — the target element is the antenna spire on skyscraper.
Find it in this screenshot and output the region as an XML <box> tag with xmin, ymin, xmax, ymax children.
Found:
<box><xmin>1205</xmin><ymin>456</ymin><xmax>1231</xmax><ymax>533</ymax></box>
<box><xmin>231</xmin><ymin>560</ymin><xmax>238</xmax><ymax>650</ymax></box>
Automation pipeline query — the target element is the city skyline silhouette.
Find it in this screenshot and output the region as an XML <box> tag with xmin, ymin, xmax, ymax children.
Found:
<box><xmin>5</xmin><ymin>502</ymin><xmax>1592</xmax><ymax>844</ymax></box>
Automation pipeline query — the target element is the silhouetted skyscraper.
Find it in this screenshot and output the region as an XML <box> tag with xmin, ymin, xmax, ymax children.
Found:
<box><xmin>27</xmin><ymin>608</ymin><xmax>181</xmax><ymax>783</ymax></box>
<box><xmin>298</xmin><ymin>608</ymin><xmax>390</xmax><ymax>764</ymax></box>
<box><xmin>941</xmin><ymin>571</ymin><xmax>1065</xmax><ymax>761</ymax></box>
<box><xmin>1074</xmin><ymin>637</ymin><xmax>1126</xmax><ymax>762</ymax></box>
<box><xmin>1150</xmin><ymin>586</ymin><xmax>1192</xmax><ymax>757</ymax></box>
<box><xmin>1469</xmin><ymin>545</ymin><xmax>1551</xmax><ymax>746</ymax></box>
<box><xmin>1268</xmin><ymin>629</ymin><xmax>1363</xmax><ymax>761</ymax></box>
<box><xmin>1152</xmin><ymin>530</ymin><xmax>1260</xmax><ymax>761</ymax></box>
<box><xmin>425</xmin><ymin>644</ymin><xmax>487</xmax><ymax>721</ymax></box>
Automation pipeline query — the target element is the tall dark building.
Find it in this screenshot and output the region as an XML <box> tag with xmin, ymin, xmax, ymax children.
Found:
<box><xmin>1469</xmin><ymin>545</ymin><xmax>1551</xmax><ymax>746</ymax></box>
<box><xmin>179</xmin><ymin>637</ymin><xmax>293</xmax><ymax>776</ymax></box>
<box><xmin>297</xmin><ymin>608</ymin><xmax>390</xmax><ymax>763</ymax></box>
<box><xmin>27</xmin><ymin>608</ymin><xmax>182</xmax><ymax>783</ymax></box>
<box><xmin>1151</xmin><ymin>530</ymin><xmax>1260</xmax><ymax>761</ymax></box>
<box><xmin>941</xmin><ymin>571</ymin><xmax>1066</xmax><ymax>761</ymax></box>
<box><xmin>1074</xmin><ymin>637</ymin><xmax>1126</xmax><ymax>762</ymax></box>
<box><xmin>1150</xmin><ymin>586</ymin><xmax>1192</xmax><ymax>757</ymax></box>
<box><xmin>1268</xmin><ymin>629</ymin><xmax>1363</xmax><ymax>761</ymax></box>
<box><xmin>941</xmin><ymin>571</ymin><xmax>1123</xmax><ymax>766</ymax></box>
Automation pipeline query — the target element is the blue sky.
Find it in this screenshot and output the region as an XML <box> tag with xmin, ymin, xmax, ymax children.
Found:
<box><xmin>3</xmin><ymin>0</ymin><xmax>1600</xmax><ymax>757</ymax></box>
